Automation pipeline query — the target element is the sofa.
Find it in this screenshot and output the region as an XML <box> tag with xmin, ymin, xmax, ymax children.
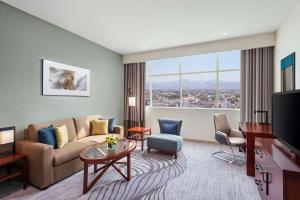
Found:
<box><xmin>16</xmin><ymin>114</ymin><xmax>124</xmax><ymax>189</ymax></box>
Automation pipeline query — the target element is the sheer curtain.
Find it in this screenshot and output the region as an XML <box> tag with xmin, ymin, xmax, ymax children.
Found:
<box><xmin>240</xmin><ymin>47</ymin><xmax>274</xmax><ymax>123</ymax></box>
<box><xmin>124</xmin><ymin>62</ymin><xmax>146</xmax><ymax>132</ymax></box>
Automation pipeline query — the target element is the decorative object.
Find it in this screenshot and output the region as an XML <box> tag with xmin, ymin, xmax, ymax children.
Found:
<box><xmin>128</xmin><ymin>97</ymin><xmax>136</xmax><ymax>107</ymax></box>
<box><xmin>0</xmin><ymin>126</ymin><xmax>16</xmax><ymax>157</ymax></box>
<box><xmin>105</xmin><ymin>135</ymin><xmax>117</xmax><ymax>149</ymax></box>
<box><xmin>281</xmin><ymin>52</ymin><xmax>295</xmax><ymax>92</ymax></box>
<box><xmin>43</xmin><ymin>59</ymin><xmax>90</xmax><ymax>96</ymax></box>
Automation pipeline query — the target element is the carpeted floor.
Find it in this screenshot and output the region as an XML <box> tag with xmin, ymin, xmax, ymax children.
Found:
<box><xmin>1</xmin><ymin>141</ymin><xmax>260</xmax><ymax>200</ymax></box>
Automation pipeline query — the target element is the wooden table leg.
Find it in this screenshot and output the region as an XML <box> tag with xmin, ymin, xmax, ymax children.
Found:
<box><xmin>141</xmin><ymin>132</ymin><xmax>144</xmax><ymax>151</ymax></box>
<box><xmin>127</xmin><ymin>154</ymin><xmax>131</xmax><ymax>181</ymax></box>
<box><xmin>246</xmin><ymin>135</ymin><xmax>255</xmax><ymax>176</ymax></box>
<box><xmin>22</xmin><ymin>157</ymin><xmax>28</xmax><ymax>189</ymax></box>
<box><xmin>83</xmin><ymin>162</ymin><xmax>88</xmax><ymax>194</ymax></box>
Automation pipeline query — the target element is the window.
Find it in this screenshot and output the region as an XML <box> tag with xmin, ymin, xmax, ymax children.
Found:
<box><xmin>146</xmin><ymin>50</ymin><xmax>240</xmax><ymax>109</ymax></box>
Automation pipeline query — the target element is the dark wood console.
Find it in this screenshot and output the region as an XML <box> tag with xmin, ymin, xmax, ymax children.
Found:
<box><xmin>255</xmin><ymin>138</ymin><xmax>300</xmax><ymax>200</ymax></box>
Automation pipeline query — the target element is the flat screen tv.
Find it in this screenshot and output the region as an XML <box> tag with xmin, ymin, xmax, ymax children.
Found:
<box><xmin>272</xmin><ymin>90</ymin><xmax>300</xmax><ymax>156</ymax></box>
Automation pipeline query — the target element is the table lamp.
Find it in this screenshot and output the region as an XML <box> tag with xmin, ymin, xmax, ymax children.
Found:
<box><xmin>0</xmin><ymin>126</ymin><xmax>16</xmax><ymax>157</ymax></box>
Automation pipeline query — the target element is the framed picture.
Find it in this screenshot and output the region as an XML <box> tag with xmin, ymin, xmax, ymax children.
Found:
<box><xmin>281</xmin><ymin>52</ymin><xmax>295</xmax><ymax>92</ymax></box>
<box><xmin>43</xmin><ymin>60</ymin><xmax>91</xmax><ymax>96</ymax></box>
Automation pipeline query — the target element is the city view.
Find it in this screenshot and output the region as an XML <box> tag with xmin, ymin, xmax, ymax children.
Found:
<box><xmin>145</xmin><ymin>80</ymin><xmax>240</xmax><ymax>109</ymax></box>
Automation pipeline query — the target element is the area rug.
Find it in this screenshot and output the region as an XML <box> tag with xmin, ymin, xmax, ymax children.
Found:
<box><xmin>2</xmin><ymin>142</ymin><xmax>260</xmax><ymax>200</ymax></box>
<box><xmin>2</xmin><ymin>150</ymin><xmax>186</xmax><ymax>200</ymax></box>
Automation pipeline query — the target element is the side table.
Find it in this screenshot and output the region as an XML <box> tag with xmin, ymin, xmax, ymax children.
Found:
<box><xmin>0</xmin><ymin>153</ymin><xmax>28</xmax><ymax>189</ymax></box>
<box><xmin>127</xmin><ymin>127</ymin><xmax>151</xmax><ymax>151</ymax></box>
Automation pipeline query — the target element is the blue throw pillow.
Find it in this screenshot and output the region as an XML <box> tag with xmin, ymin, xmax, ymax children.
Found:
<box><xmin>38</xmin><ymin>125</ymin><xmax>56</xmax><ymax>148</ymax></box>
<box><xmin>99</xmin><ymin>118</ymin><xmax>115</xmax><ymax>133</ymax></box>
<box><xmin>161</xmin><ymin>123</ymin><xmax>177</xmax><ymax>134</ymax></box>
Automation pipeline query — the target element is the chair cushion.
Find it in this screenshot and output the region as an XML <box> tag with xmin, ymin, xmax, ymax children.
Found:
<box><xmin>55</xmin><ymin>125</ymin><xmax>69</xmax><ymax>149</ymax></box>
<box><xmin>147</xmin><ymin>133</ymin><xmax>183</xmax><ymax>153</ymax></box>
<box><xmin>158</xmin><ymin>119</ymin><xmax>182</xmax><ymax>135</ymax></box>
<box><xmin>160</xmin><ymin>123</ymin><xmax>177</xmax><ymax>135</ymax></box>
<box><xmin>73</xmin><ymin>115</ymin><xmax>101</xmax><ymax>139</ymax></box>
<box><xmin>53</xmin><ymin>141</ymin><xmax>93</xmax><ymax>166</ymax></box>
<box><xmin>38</xmin><ymin>125</ymin><xmax>56</xmax><ymax>148</ymax></box>
<box><xmin>91</xmin><ymin>120</ymin><xmax>108</xmax><ymax>135</ymax></box>
<box><xmin>228</xmin><ymin>137</ymin><xmax>246</xmax><ymax>146</ymax></box>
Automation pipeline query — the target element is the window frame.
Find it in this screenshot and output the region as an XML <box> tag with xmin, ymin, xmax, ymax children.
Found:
<box><xmin>146</xmin><ymin>52</ymin><xmax>240</xmax><ymax>110</ymax></box>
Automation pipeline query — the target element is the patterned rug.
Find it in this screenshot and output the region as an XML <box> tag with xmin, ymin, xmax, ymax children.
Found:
<box><xmin>2</xmin><ymin>142</ymin><xmax>260</xmax><ymax>200</ymax></box>
<box><xmin>89</xmin><ymin>151</ymin><xmax>187</xmax><ymax>200</ymax></box>
<box><xmin>2</xmin><ymin>150</ymin><xmax>186</xmax><ymax>200</ymax></box>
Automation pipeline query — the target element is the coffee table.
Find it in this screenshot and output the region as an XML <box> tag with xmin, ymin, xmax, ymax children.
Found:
<box><xmin>80</xmin><ymin>140</ymin><xmax>136</xmax><ymax>194</ymax></box>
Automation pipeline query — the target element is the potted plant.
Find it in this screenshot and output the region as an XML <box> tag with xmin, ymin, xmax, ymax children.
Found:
<box><xmin>105</xmin><ymin>135</ymin><xmax>117</xmax><ymax>150</ymax></box>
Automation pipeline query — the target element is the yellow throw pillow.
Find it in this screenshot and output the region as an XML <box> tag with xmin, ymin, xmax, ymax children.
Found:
<box><xmin>92</xmin><ymin>120</ymin><xmax>108</xmax><ymax>135</ymax></box>
<box><xmin>55</xmin><ymin>125</ymin><xmax>69</xmax><ymax>149</ymax></box>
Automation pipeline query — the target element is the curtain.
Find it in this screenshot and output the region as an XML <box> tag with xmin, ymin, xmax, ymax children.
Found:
<box><xmin>240</xmin><ymin>47</ymin><xmax>274</xmax><ymax>123</ymax></box>
<box><xmin>124</xmin><ymin>62</ymin><xmax>146</xmax><ymax>131</ymax></box>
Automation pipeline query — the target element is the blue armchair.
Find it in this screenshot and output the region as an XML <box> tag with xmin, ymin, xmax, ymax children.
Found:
<box><xmin>147</xmin><ymin>119</ymin><xmax>183</xmax><ymax>159</ymax></box>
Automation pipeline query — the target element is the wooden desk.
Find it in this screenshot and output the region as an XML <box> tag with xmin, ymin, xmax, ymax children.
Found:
<box><xmin>239</xmin><ymin>122</ymin><xmax>273</xmax><ymax>176</ymax></box>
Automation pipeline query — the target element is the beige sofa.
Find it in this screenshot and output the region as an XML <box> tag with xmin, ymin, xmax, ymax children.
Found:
<box><xmin>16</xmin><ymin>114</ymin><xmax>124</xmax><ymax>189</ymax></box>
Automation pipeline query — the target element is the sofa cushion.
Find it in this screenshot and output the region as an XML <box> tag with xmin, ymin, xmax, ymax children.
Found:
<box><xmin>28</xmin><ymin>118</ymin><xmax>77</xmax><ymax>142</ymax></box>
<box><xmin>55</xmin><ymin>125</ymin><xmax>69</xmax><ymax>149</ymax></box>
<box><xmin>52</xmin><ymin>119</ymin><xmax>77</xmax><ymax>142</ymax></box>
<box><xmin>73</xmin><ymin>115</ymin><xmax>101</xmax><ymax>139</ymax></box>
<box><xmin>38</xmin><ymin>125</ymin><xmax>57</xmax><ymax>148</ymax></box>
<box><xmin>92</xmin><ymin>120</ymin><xmax>108</xmax><ymax>135</ymax></box>
<box><xmin>53</xmin><ymin>141</ymin><xmax>93</xmax><ymax>166</ymax></box>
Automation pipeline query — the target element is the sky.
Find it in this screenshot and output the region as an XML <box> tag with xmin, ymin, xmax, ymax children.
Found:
<box><xmin>146</xmin><ymin>50</ymin><xmax>241</xmax><ymax>84</ymax></box>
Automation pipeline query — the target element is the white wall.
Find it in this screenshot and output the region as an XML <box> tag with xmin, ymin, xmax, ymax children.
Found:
<box><xmin>274</xmin><ymin>3</ymin><xmax>300</xmax><ymax>92</ymax></box>
<box><xmin>145</xmin><ymin>107</ymin><xmax>240</xmax><ymax>142</ymax></box>
<box><xmin>123</xmin><ymin>33</ymin><xmax>275</xmax><ymax>64</ymax></box>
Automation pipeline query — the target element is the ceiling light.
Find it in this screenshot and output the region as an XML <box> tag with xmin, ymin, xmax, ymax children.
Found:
<box><xmin>142</xmin><ymin>46</ymin><xmax>148</xmax><ymax>49</ymax></box>
<box><xmin>223</xmin><ymin>32</ymin><xmax>227</xmax><ymax>36</ymax></box>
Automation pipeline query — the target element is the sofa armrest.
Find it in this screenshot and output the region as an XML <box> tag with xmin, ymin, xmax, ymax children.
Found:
<box><xmin>113</xmin><ymin>125</ymin><xmax>124</xmax><ymax>139</ymax></box>
<box><xmin>16</xmin><ymin>140</ymin><xmax>54</xmax><ymax>189</ymax></box>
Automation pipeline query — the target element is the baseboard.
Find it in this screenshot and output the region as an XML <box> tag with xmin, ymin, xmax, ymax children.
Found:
<box><xmin>183</xmin><ymin>138</ymin><xmax>218</xmax><ymax>144</ymax></box>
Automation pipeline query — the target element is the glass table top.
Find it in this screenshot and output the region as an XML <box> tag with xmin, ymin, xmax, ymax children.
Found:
<box><xmin>80</xmin><ymin>140</ymin><xmax>136</xmax><ymax>160</ymax></box>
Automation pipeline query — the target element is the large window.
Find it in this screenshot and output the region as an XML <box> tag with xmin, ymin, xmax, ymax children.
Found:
<box><xmin>145</xmin><ymin>50</ymin><xmax>240</xmax><ymax>109</ymax></box>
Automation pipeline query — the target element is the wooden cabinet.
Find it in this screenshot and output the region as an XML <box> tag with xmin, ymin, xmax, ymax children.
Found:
<box><xmin>255</xmin><ymin>138</ymin><xmax>300</xmax><ymax>200</ymax></box>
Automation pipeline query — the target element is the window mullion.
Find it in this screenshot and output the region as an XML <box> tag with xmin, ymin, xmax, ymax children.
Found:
<box><xmin>216</xmin><ymin>54</ymin><xmax>220</xmax><ymax>108</ymax></box>
<box><xmin>179</xmin><ymin>61</ymin><xmax>182</xmax><ymax>107</ymax></box>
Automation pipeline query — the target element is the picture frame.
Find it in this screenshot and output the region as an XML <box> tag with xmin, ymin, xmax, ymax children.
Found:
<box><xmin>42</xmin><ymin>60</ymin><xmax>91</xmax><ymax>96</ymax></box>
<box><xmin>281</xmin><ymin>52</ymin><xmax>295</xmax><ymax>92</ymax></box>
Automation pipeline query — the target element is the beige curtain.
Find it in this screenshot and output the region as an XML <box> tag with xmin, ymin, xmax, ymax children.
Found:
<box><xmin>124</xmin><ymin>62</ymin><xmax>146</xmax><ymax>131</ymax></box>
<box><xmin>240</xmin><ymin>47</ymin><xmax>274</xmax><ymax>123</ymax></box>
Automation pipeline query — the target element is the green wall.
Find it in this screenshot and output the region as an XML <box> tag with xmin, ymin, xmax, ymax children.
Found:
<box><xmin>0</xmin><ymin>2</ymin><xmax>124</xmax><ymax>139</ymax></box>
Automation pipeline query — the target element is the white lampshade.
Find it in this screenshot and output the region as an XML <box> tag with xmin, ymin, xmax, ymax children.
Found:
<box><xmin>0</xmin><ymin>130</ymin><xmax>14</xmax><ymax>145</ymax></box>
<box><xmin>129</xmin><ymin>97</ymin><xmax>136</xmax><ymax>107</ymax></box>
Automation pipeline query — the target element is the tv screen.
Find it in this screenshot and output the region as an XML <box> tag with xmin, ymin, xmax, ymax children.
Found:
<box><xmin>272</xmin><ymin>90</ymin><xmax>300</xmax><ymax>155</ymax></box>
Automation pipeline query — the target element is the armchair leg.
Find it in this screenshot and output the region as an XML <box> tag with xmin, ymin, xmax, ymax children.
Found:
<box><xmin>211</xmin><ymin>145</ymin><xmax>245</xmax><ymax>164</ymax></box>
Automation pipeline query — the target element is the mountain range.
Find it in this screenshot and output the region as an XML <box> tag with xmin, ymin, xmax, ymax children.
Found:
<box><xmin>147</xmin><ymin>79</ymin><xmax>240</xmax><ymax>90</ymax></box>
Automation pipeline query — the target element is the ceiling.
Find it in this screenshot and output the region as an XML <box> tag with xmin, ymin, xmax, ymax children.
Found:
<box><xmin>2</xmin><ymin>0</ymin><xmax>300</xmax><ymax>54</ymax></box>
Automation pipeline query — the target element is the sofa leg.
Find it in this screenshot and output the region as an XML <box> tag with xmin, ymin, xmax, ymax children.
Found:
<box><xmin>174</xmin><ymin>153</ymin><xmax>177</xmax><ymax>159</ymax></box>
<box><xmin>147</xmin><ymin>148</ymin><xmax>150</xmax><ymax>153</ymax></box>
